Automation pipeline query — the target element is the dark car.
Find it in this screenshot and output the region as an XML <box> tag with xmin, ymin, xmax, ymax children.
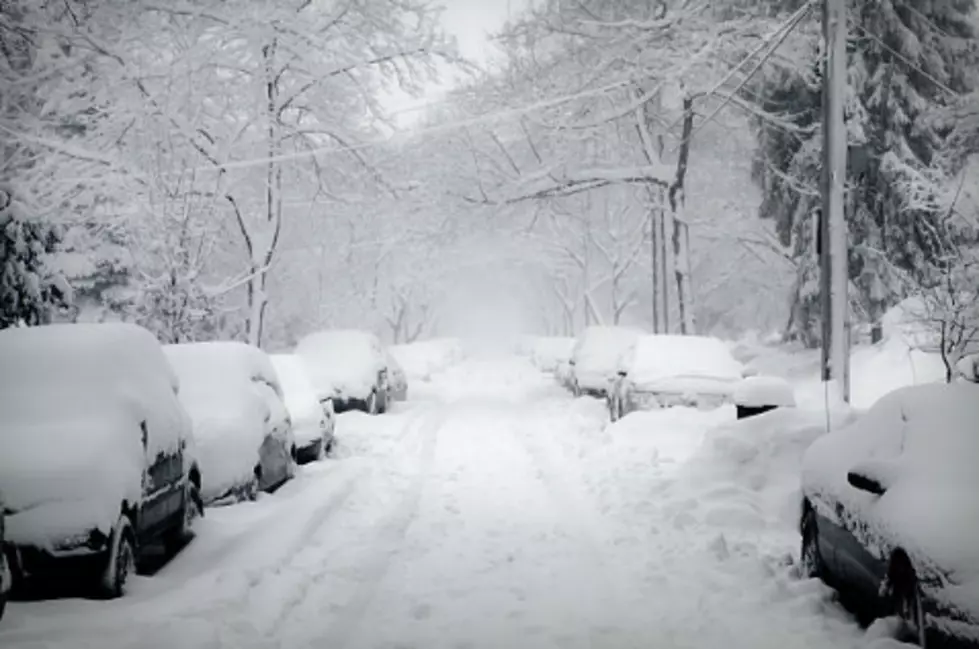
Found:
<box><xmin>799</xmin><ymin>382</ymin><xmax>979</xmax><ymax>647</ymax></box>
<box><xmin>0</xmin><ymin>323</ymin><xmax>203</xmax><ymax>599</ymax></box>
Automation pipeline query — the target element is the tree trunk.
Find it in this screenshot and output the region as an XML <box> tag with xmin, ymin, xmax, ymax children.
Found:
<box><xmin>659</xmin><ymin>197</ymin><xmax>670</xmax><ymax>333</ymax></box>
<box><xmin>669</xmin><ymin>93</ymin><xmax>696</xmax><ymax>335</ymax></box>
<box><xmin>650</xmin><ymin>208</ymin><xmax>660</xmax><ymax>332</ymax></box>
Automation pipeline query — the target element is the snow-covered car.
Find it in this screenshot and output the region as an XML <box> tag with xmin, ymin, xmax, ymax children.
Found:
<box><xmin>799</xmin><ymin>382</ymin><xmax>979</xmax><ymax>646</ymax></box>
<box><xmin>568</xmin><ymin>326</ymin><xmax>643</xmax><ymax>398</ymax></box>
<box><xmin>732</xmin><ymin>375</ymin><xmax>796</xmax><ymax>419</ymax></box>
<box><xmin>164</xmin><ymin>342</ymin><xmax>296</xmax><ymax>505</ymax></box>
<box><xmin>295</xmin><ymin>330</ymin><xmax>390</xmax><ymax>415</ymax></box>
<box><xmin>530</xmin><ymin>336</ymin><xmax>576</xmax><ymax>374</ymax></box>
<box><xmin>270</xmin><ymin>354</ymin><xmax>336</xmax><ymax>463</ymax></box>
<box><xmin>385</xmin><ymin>351</ymin><xmax>408</xmax><ymax>402</ymax></box>
<box><xmin>609</xmin><ymin>334</ymin><xmax>746</xmax><ymax>420</ymax></box>
<box><xmin>0</xmin><ymin>323</ymin><xmax>202</xmax><ymax>599</ymax></box>
<box><xmin>0</xmin><ymin>502</ymin><xmax>9</xmax><ymax>620</ymax></box>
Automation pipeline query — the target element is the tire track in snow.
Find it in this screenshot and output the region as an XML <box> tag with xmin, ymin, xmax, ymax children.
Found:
<box><xmin>269</xmin><ymin>405</ymin><xmax>446</xmax><ymax>648</ymax></box>
<box><xmin>508</xmin><ymin>401</ymin><xmax>662</xmax><ymax>632</ymax></box>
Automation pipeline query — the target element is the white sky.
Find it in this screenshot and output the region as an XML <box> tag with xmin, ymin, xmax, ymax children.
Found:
<box><xmin>383</xmin><ymin>0</ymin><xmax>530</xmax><ymax>128</ymax></box>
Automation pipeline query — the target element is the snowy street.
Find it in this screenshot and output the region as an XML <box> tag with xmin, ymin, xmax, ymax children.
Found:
<box><xmin>0</xmin><ymin>356</ymin><xmax>874</xmax><ymax>649</ymax></box>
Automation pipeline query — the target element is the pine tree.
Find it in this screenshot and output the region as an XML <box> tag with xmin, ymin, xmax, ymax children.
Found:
<box><xmin>0</xmin><ymin>190</ymin><xmax>68</xmax><ymax>328</ymax></box>
<box><xmin>749</xmin><ymin>0</ymin><xmax>979</xmax><ymax>345</ymax></box>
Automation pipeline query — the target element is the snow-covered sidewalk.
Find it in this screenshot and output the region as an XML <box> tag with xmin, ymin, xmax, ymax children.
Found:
<box><xmin>1</xmin><ymin>356</ymin><xmax>882</xmax><ymax>649</ymax></box>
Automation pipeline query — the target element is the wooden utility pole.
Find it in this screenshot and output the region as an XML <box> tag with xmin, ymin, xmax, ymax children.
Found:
<box><xmin>820</xmin><ymin>0</ymin><xmax>850</xmax><ymax>403</ymax></box>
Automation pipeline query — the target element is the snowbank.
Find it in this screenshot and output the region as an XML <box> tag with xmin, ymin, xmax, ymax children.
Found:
<box><xmin>681</xmin><ymin>406</ymin><xmax>856</xmax><ymax>537</ymax></box>
<box><xmin>270</xmin><ymin>354</ymin><xmax>328</xmax><ymax>447</ymax></box>
<box><xmin>295</xmin><ymin>330</ymin><xmax>385</xmax><ymax>400</ymax></box>
<box><xmin>165</xmin><ymin>343</ymin><xmax>277</xmax><ymax>503</ymax></box>
<box><xmin>0</xmin><ymin>323</ymin><xmax>192</xmax><ymax>546</ymax></box>
<box><xmin>733</xmin><ymin>376</ymin><xmax>797</xmax><ymax>408</ymax></box>
<box><xmin>802</xmin><ymin>382</ymin><xmax>979</xmax><ymax>585</ymax></box>
<box><xmin>388</xmin><ymin>338</ymin><xmax>465</xmax><ymax>382</ymax></box>
<box><xmin>571</xmin><ymin>326</ymin><xmax>643</xmax><ymax>391</ymax></box>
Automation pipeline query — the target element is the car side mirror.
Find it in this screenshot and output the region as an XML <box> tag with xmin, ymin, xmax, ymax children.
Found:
<box><xmin>846</xmin><ymin>459</ymin><xmax>898</xmax><ymax>496</ymax></box>
<box><xmin>616</xmin><ymin>369</ymin><xmax>627</xmax><ymax>377</ymax></box>
<box><xmin>847</xmin><ymin>471</ymin><xmax>886</xmax><ymax>495</ymax></box>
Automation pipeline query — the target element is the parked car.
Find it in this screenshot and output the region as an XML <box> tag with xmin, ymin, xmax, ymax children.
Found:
<box><xmin>568</xmin><ymin>326</ymin><xmax>643</xmax><ymax>399</ymax></box>
<box><xmin>385</xmin><ymin>351</ymin><xmax>408</xmax><ymax>403</ymax></box>
<box><xmin>609</xmin><ymin>334</ymin><xmax>746</xmax><ymax>421</ymax></box>
<box><xmin>0</xmin><ymin>323</ymin><xmax>202</xmax><ymax>599</ymax></box>
<box><xmin>530</xmin><ymin>336</ymin><xmax>577</xmax><ymax>374</ymax></box>
<box><xmin>164</xmin><ymin>342</ymin><xmax>295</xmax><ymax>505</ymax></box>
<box><xmin>0</xmin><ymin>501</ymin><xmax>9</xmax><ymax>620</ymax></box>
<box><xmin>296</xmin><ymin>330</ymin><xmax>389</xmax><ymax>415</ymax></box>
<box><xmin>799</xmin><ymin>381</ymin><xmax>979</xmax><ymax>647</ymax></box>
<box><xmin>270</xmin><ymin>354</ymin><xmax>336</xmax><ymax>463</ymax></box>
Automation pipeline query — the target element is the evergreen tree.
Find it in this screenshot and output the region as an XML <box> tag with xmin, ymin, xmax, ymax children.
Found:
<box><xmin>0</xmin><ymin>189</ymin><xmax>68</xmax><ymax>328</ymax></box>
<box><xmin>749</xmin><ymin>0</ymin><xmax>979</xmax><ymax>345</ymax></box>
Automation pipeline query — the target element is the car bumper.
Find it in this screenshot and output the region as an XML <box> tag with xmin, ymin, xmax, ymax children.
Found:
<box><xmin>7</xmin><ymin>542</ymin><xmax>109</xmax><ymax>584</ymax></box>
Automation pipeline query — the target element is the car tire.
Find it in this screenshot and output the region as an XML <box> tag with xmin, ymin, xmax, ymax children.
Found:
<box><xmin>0</xmin><ymin>589</ymin><xmax>6</xmax><ymax>621</ymax></box>
<box><xmin>799</xmin><ymin>507</ymin><xmax>825</xmax><ymax>579</ymax></box>
<box><xmin>99</xmin><ymin>516</ymin><xmax>135</xmax><ymax>599</ymax></box>
<box><xmin>247</xmin><ymin>466</ymin><xmax>261</xmax><ymax>500</ymax></box>
<box><xmin>164</xmin><ymin>481</ymin><xmax>201</xmax><ymax>555</ymax></box>
<box><xmin>891</xmin><ymin>555</ymin><xmax>928</xmax><ymax>647</ymax></box>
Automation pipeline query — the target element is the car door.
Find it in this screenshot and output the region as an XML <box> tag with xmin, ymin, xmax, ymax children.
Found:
<box><xmin>139</xmin><ymin>421</ymin><xmax>186</xmax><ymax>541</ymax></box>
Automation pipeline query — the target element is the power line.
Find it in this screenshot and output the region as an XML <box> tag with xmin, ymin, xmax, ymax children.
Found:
<box><xmin>667</xmin><ymin>0</ymin><xmax>816</xmax><ymax>154</ymax></box>
<box><xmin>850</xmin><ymin>20</ymin><xmax>959</xmax><ymax>97</ymax></box>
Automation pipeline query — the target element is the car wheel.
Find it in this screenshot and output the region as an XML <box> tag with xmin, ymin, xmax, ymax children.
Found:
<box><xmin>164</xmin><ymin>481</ymin><xmax>201</xmax><ymax>554</ymax></box>
<box><xmin>99</xmin><ymin>516</ymin><xmax>135</xmax><ymax>599</ymax></box>
<box><xmin>799</xmin><ymin>507</ymin><xmax>825</xmax><ymax>579</ymax></box>
<box><xmin>247</xmin><ymin>466</ymin><xmax>261</xmax><ymax>500</ymax></box>
<box><xmin>891</xmin><ymin>555</ymin><xmax>928</xmax><ymax>647</ymax></box>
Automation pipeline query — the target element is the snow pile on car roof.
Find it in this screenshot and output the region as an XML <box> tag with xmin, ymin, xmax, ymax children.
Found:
<box><xmin>269</xmin><ymin>354</ymin><xmax>326</xmax><ymax>446</ymax></box>
<box><xmin>164</xmin><ymin>342</ymin><xmax>274</xmax><ymax>502</ymax></box>
<box><xmin>0</xmin><ymin>323</ymin><xmax>191</xmax><ymax>543</ymax></box>
<box><xmin>733</xmin><ymin>376</ymin><xmax>797</xmax><ymax>408</ymax></box>
<box><xmin>625</xmin><ymin>334</ymin><xmax>745</xmax><ymax>394</ymax></box>
<box><xmin>296</xmin><ymin>330</ymin><xmax>385</xmax><ymax>400</ymax></box>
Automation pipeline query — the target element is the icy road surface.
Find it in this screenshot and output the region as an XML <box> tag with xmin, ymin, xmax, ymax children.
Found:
<box><xmin>1</xmin><ymin>357</ymin><xmax>879</xmax><ymax>649</ymax></box>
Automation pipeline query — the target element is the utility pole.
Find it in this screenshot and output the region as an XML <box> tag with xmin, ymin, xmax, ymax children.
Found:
<box><xmin>820</xmin><ymin>0</ymin><xmax>850</xmax><ymax>403</ymax></box>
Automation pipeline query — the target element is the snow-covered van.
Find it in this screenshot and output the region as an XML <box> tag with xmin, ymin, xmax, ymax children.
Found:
<box><xmin>164</xmin><ymin>342</ymin><xmax>296</xmax><ymax>504</ymax></box>
<box><xmin>296</xmin><ymin>330</ymin><xmax>390</xmax><ymax>415</ymax></box>
<box><xmin>0</xmin><ymin>323</ymin><xmax>202</xmax><ymax>599</ymax></box>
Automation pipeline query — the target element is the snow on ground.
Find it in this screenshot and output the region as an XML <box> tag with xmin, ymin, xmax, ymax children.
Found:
<box><xmin>1</xmin><ymin>350</ymin><xmax>907</xmax><ymax>649</ymax></box>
